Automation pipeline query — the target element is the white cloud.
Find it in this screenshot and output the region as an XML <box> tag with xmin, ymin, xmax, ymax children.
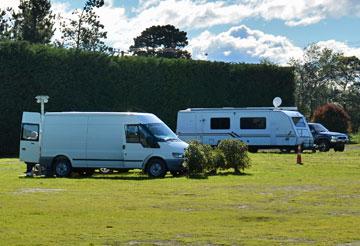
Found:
<box><xmin>131</xmin><ymin>0</ymin><xmax>360</xmax><ymax>28</ymax></box>
<box><xmin>316</xmin><ymin>40</ymin><xmax>360</xmax><ymax>58</ymax></box>
<box><xmin>188</xmin><ymin>25</ymin><xmax>303</xmax><ymax>64</ymax></box>
<box><xmin>0</xmin><ymin>0</ymin><xmax>19</xmax><ymax>10</ymax></box>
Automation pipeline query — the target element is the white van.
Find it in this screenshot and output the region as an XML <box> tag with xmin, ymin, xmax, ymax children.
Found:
<box><xmin>20</xmin><ymin>112</ymin><xmax>188</xmax><ymax>178</ymax></box>
<box><xmin>176</xmin><ymin>107</ymin><xmax>314</xmax><ymax>152</ymax></box>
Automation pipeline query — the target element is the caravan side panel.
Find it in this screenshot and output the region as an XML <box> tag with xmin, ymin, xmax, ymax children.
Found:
<box><xmin>176</xmin><ymin>112</ymin><xmax>201</xmax><ymax>142</ymax></box>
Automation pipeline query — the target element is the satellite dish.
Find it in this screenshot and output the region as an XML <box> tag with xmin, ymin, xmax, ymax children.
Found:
<box><xmin>273</xmin><ymin>97</ymin><xmax>282</xmax><ymax>108</ymax></box>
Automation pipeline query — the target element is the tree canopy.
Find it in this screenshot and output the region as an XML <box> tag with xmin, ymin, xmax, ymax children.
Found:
<box><xmin>57</xmin><ymin>0</ymin><xmax>109</xmax><ymax>52</ymax></box>
<box><xmin>13</xmin><ymin>0</ymin><xmax>55</xmax><ymax>44</ymax></box>
<box><xmin>290</xmin><ymin>44</ymin><xmax>360</xmax><ymax>131</ymax></box>
<box><xmin>130</xmin><ymin>25</ymin><xmax>191</xmax><ymax>59</ymax></box>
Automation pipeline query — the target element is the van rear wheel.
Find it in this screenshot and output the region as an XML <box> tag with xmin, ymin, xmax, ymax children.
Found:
<box><xmin>54</xmin><ymin>157</ymin><xmax>72</xmax><ymax>177</ymax></box>
<box><xmin>147</xmin><ymin>159</ymin><xmax>167</xmax><ymax>178</ymax></box>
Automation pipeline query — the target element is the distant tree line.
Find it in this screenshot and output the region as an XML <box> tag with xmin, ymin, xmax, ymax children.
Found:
<box><xmin>0</xmin><ymin>0</ymin><xmax>191</xmax><ymax>58</ymax></box>
<box><xmin>290</xmin><ymin>44</ymin><xmax>360</xmax><ymax>132</ymax></box>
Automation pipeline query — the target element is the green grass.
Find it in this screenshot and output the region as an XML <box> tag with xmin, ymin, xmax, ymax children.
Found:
<box><xmin>350</xmin><ymin>132</ymin><xmax>360</xmax><ymax>144</ymax></box>
<box><xmin>1</xmin><ymin>148</ymin><xmax>360</xmax><ymax>245</ymax></box>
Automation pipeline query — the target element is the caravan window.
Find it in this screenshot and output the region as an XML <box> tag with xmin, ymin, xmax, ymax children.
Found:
<box><xmin>211</xmin><ymin>118</ymin><xmax>230</xmax><ymax>129</ymax></box>
<box><xmin>240</xmin><ymin>117</ymin><xmax>266</xmax><ymax>129</ymax></box>
<box><xmin>21</xmin><ymin>124</ymin><xmax>39</xmax><ymax>141</ymax></box>
<box><xmin>292</xmin><ymin>117</ymin><xmax>306</xmax><ymax>127</ymax></box>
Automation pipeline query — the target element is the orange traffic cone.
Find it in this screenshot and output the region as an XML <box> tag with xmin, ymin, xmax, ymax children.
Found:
<box><xmin>296</xmin><ymin>145</ymin><xmax>302</xmax><ymax>164</ymax></box>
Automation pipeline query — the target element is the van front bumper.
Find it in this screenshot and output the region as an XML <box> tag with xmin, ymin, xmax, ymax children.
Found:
<box><xmin>165</xmin><ymin>158</ymin><xmax>185</xmax><ymax>171</ymax></box>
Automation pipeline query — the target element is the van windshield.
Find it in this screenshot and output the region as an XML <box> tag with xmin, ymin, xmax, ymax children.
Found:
<box><xmin>145</xmin><ymin>123</ymin><xmax>178</xmax><ymax>141</ymax></box>
<box><xmin>292</xmin><ymin>117</ymin><xmax>306</xmax><ymax>127</ymax></box>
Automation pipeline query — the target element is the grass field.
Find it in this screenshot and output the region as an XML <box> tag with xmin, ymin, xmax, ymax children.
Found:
<box><xmin>1</xmin><ymin>147</ymin><xmax>360</xmax><ymax>245</ymax></box>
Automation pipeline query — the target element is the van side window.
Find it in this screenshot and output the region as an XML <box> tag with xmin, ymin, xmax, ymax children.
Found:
<box><xmin>126</xmin><ymin>125</ymin><xmax>140</xmax><ymax>143</ymax></box>
<box><xmin>21</xmin><ymin>124</ymin><xmax>39</xmax><ymax>141</ymax></box>
<box><xmin>125</xmin><ymin>125</ymin><xmax>153</xmax><ymax>148</ymax></box>
<box><xmin>240</xmin><ymin>117</ymin><xmax>266</xmax><ymax>129</ymax></box>
<box><xmin>211</xmin><ymin>118</ymin><xmax>230</xmax><ymax>129</ymax></box>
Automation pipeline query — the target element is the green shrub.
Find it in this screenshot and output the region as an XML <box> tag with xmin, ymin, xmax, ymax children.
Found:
<box><xmin>311</xmin><ymin>103</ymin><xmax>351</xmax><ymax>133</ymax></box>
<box><xmin>199</xmin><ymin>144</ymin><xmax>216</xmax><ymax>174</ymax></box>
<box><xmin>183</xmin><ymin>141</ymin><xmax>207</xmax><ymax>177</ymax></box>
<box><xmin>209</xmin><ymin>148</ymin><xmax>227</xmax><ymax>171</ymax></box>
<box><xmin>218</xmin><ymin>139</ymin><xmax>250</xmax><ymax>174</ymax></box>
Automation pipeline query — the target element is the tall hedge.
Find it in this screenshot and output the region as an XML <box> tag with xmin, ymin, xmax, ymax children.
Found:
<box><xmin>0</xmin><ymin>41</ymin><xmax>295</xmax><ymax>156</ymax></box>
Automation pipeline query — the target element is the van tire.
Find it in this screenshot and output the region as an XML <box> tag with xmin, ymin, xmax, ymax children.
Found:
<box><xmin>147</xmin><ymin>158</ymin><xmax>167</xmax><ymax>178</ymax></box>
<box><xmin>53</xmin><ymin>157</ymin><xmax>72</xmax><ymax>177</ymax></box>
<box><xmin>318</xmin><ymin>140</ymin><xmax>330</xmax><ymax>152</ymax></box>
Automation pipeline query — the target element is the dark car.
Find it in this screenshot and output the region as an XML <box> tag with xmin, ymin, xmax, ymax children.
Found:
<box><xmin>308</xmin><ymin>123</ymin><xmax>349</xmax><ymax>152</ymax></box>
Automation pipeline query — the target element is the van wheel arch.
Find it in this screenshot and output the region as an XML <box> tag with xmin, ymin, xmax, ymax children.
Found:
<box><xmin>53</xmin><ymin>155</ymin><xmax>72</xmax><ymax>177</ymax></box>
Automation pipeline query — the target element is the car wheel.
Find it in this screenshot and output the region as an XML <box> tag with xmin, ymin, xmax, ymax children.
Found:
<box><xmin>334</xmin><ymin>144</ymin><xmax>345</xmax><ymax>152</ymax></box>
<box><xmin>54</xmin><ymin>157</ymin><xmax>72</xmax><ymax>177</ymax></box>
<box><xmin>318</xmin><ymin>140</ymin><xmax>330</xmax><ymax>152</ymax></box>
<box><xmin>147</xmin><ymin>159</ymin><xmax>167</xmax><ymax>178</ymax></box>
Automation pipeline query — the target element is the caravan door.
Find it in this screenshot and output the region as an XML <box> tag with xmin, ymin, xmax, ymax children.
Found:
<box><xmin>19</xmin><ymin>112</ymin><xmax>41</xmax><ymax>163</ymax></box>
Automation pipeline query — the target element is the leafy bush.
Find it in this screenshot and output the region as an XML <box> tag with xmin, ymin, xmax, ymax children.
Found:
<box><xmin>311</xmin><ymin>103</ymin><xmax>351</xmax><ymax>133</ymax></box>
<box><xmin>218</xmin><ymin>139</ymin><xmax>250</xmax><ymax>174</ymax></box>
<box><xmin>184</xmin><ymin>140</ymin><xmax>250</xmax><ymax>177</ymax></box>
<box><xmin>209</xmin><ymin>148</ymin><xmax>226</xmax><ymax>171</ymax></box>
<box><xmin>183</xmin><ymin>141</ymin><xmax>207</xmax><ymax>177</ymax></box>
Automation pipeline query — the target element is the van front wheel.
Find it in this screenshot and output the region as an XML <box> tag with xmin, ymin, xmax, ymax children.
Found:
<box><xmin>147</xmin><ymin>159</ymin><xmax>167</xmax><ymax>178</ymax></box>
<box><xmin>54</xmin><ymin>157</ymin><xmax>72</xmax><ymax>177</ymax></box>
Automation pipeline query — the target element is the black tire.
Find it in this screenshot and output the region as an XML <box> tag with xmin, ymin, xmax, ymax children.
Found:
<box><xmin>78</xmin><ymin>168</ymin><xmax>95</xmax><ymax>177</ymax></box>
<box><xmin>147</xmin><ymin>159</ymin><xmax>167</xmax><ymax>178</ymax></box>
<box><xmin>53</xmin><ymin>157</ymin><xmax>72</xmax><ymax>177</ymax></box>
<box><xmin>334</xmin><ymin>144</ymin><xmax>345</xmax><ymax>152</ymax></box>
<box><xmin>318</xmin><ymin>140</ymin><xmax>330</xmax><ymax>152</ymax></box>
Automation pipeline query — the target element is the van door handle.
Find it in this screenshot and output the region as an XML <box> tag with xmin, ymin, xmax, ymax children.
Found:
<box><xmin>22</xmin><ymin>148</ymin><xmax>26</xmax><ymax>151</ymax></box>
<box><xmin>122</xmin><ymin>145</ymin><xmax>126</xmax><ymax>150</ymax></box>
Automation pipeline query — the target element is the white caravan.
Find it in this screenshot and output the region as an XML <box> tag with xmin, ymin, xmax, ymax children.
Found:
<box><xmin>176</xmin><ymin>107</ymin><xmax>314</xmax><ymax>152</ymax></box>
<box><xmin>20</xmin><ymin>112</ymin><xmax>188</xmax><ymax>177</ymax></box>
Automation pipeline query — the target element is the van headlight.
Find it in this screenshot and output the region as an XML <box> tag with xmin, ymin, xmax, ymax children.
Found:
<box><xmin>172</xmin><ymin>152</ymin><xmax>184</xmax><ymax>159</ymax></box>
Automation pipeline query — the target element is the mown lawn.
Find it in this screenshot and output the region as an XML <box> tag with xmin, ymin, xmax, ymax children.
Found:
<box><xmin>0</xmin><ymin>147</ymin><xmax>360</xmax><ymax>245</ymax></box>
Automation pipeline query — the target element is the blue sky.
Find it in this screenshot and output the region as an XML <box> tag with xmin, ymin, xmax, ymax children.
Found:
<box><xmin>2</xmin><ymin>0</ymin><xmax>360</xmax><ymax>64</ymax></box>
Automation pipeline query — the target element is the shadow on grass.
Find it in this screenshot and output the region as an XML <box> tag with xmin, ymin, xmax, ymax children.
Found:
<box><xmin>86</xmin><ymin>175</ymin><xmax>151</xmax><ymax>181</ymax></box>
<box><xmin>210</xmin><ymin>171</ymin><xmax>253</xmax><ymax>177</ymax></box>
